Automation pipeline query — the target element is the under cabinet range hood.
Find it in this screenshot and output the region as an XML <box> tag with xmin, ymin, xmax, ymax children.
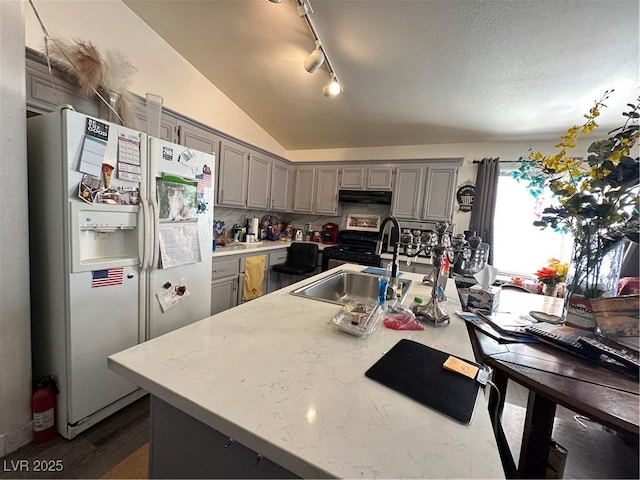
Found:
<box><xmin>338</xmin><ymin>189</ymin><xmax>392</xmax><ymax>205</ymax></box>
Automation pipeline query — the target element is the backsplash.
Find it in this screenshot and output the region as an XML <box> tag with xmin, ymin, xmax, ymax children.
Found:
<box><xmin>214</xmin><ymin>203</ymin><xmax>391</xmax><ymax>233</ymax></box>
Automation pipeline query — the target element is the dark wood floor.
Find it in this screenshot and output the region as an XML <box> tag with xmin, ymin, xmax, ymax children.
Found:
<box><xmin>0</xmin><ymin>395</ymin><xmax>149</xmax><ymax>479</ymax></box>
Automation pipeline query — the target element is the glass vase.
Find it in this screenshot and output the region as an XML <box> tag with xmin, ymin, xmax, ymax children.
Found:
<box><xmin>542</xmin><ymin>283</ymin><xmax>559</xmax><ymax>297</ymax></box>
<box><xmin>563</xmin><ymin>238</ymin><xmax>624</xmax><ymax>329</ymax></box>
<box><xmin>98</xmin><ymin>89</ymin><xmax>123</xmax><ymax>125</ymax></box>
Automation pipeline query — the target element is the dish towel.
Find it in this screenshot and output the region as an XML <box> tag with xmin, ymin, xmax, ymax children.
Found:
<box><xmin>242</xmin><ymin>255</ymin><xmax>266</xmax><ymax>301</ymax></box>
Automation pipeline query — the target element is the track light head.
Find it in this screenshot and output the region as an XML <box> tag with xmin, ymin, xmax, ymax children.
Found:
<box><xmin>322</xmin><ymin>75</ymin><xmax>341</xmax><ymax>97</ymax></box>
<box><xmin>304</xmin><ymin>45</ymin><xmax>325</xmax><ymax>73</ymax></box>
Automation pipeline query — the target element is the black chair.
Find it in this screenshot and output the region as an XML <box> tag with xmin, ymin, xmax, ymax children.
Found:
<box><xmin>273</xmin><ymin>242</ymin><xmax>319</xmax><ymax>283</ymax></box>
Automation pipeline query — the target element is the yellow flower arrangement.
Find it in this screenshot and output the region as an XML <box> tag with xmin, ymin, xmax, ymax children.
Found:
<box><xmin>514</xmin><ymin>91</ymin><xmax>639</xmax><ymax>300</ymax></box>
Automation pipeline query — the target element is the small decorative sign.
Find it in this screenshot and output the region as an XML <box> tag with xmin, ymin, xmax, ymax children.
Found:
<box><xmin>85</xmin><ymin>118</ymin><xmax>109</xmax><ymax>141</ymax></box>
<box><xmin>456</xmin><ymin>181</ymin><xmax>476</xmax><ymax>212</ymax></box>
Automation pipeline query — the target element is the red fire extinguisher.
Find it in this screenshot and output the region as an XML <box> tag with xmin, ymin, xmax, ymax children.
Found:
<box><xmin>32</xmin><ymin>376</ymin><xmax>58</xmax><ymax>444</ymax></box>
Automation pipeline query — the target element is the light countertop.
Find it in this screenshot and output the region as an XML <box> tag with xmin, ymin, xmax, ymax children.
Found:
<box><xmin>108</xmin><ymin>264</ymin><xmax>503</xmax><ymax>479</ymax></box>
<box><xmin>212</xmin><ymin>240</ymin><xmax>330</xmax><ymax>257</ymax></box>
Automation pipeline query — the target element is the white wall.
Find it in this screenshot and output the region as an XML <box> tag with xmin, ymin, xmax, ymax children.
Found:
<box><xmin>24</xmin><ymin>0</ymin><xmax>287</xmax><ymax>158</ymax></box>
<box><xmin>0</xmin><ymin>0</ymin><xmax>33</xmax><ymax>456</ymax></box>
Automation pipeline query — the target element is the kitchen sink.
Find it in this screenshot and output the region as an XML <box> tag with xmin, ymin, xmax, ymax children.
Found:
<box><xmin>290</xmin><ymin>270</ymin><xmax>412</xmax><ymax>306</ymax></box>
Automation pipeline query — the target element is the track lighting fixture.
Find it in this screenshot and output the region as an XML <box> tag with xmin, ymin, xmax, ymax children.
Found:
<box><xmin>269</xmin><ymin>0</ymin><xmax>343</xmax><ymax>96</ymax></box>
<box><xmin>304</xmin><ymin>42</ymin><xmax>325</xmax><ymax>73</ymax></box>
<box><xmin>322</xmin><ymin>74</ymin><xmax>341</xmax><ymax>97</ymax></box>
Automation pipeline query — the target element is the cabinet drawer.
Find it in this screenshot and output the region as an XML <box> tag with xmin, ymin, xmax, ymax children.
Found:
<box><xmin>211</xmin><ymin>258</ymin><xmax>240</xmax><ymax>280</ymax></box>
<box><xmin>268</xmin><ymin>250</ymin><xmax>288</xmax><ymax>267</ymax></box>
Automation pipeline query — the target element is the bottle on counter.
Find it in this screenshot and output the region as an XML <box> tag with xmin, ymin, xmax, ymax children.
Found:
<box><xmin>409</xmin><ymin>296</ymin><xmax>424</xmax><ymax>314</ymax></box>
<box><xmin>377</xmin><ymin>264</ymin><xmax>391</xmax><ymax>308</ymax></box>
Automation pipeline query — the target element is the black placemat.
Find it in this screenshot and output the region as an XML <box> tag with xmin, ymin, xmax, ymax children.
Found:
<box><xmin>365</xmin><ymin>339</ymin><xmax>481</xmax><ymax>424</ymax></box>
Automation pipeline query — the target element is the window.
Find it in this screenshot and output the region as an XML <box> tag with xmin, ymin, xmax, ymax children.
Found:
<box><xmin>492</xmin><ymin>170</ymin><xmax>573</xmax><ymax>278</ymax></box>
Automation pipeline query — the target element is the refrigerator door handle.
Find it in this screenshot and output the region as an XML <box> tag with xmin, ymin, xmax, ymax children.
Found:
<box><xmin>150</xmin><ymin>195</ymin><xmax>161</xmax><ymax>269</ymax></box>
<box><xmin>140</xmin><ymin>197</ymin><xmax>150</xmax><ymax>268</ymax></box>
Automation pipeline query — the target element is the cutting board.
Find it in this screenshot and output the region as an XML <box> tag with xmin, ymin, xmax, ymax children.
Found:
<box><xmin>365</xmin><ymin>339</ymin><xmax>481</xmax><ymax>424</ymax></box>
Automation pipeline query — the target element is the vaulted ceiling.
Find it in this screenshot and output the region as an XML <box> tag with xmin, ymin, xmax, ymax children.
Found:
<box><xmin>123</xmin><ymin>0</ymin><xmax>639</xmax><ymax>151</ymax></box>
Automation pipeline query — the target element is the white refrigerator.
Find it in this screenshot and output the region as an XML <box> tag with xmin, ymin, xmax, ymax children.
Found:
<box><xmin>27</xmin><ymin>108</ymin><xmax>214</xmax><ymax>439</ymax></box>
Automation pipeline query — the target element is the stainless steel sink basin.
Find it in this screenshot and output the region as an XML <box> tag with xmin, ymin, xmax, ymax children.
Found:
<box><xmin>290</xmin><ymin>270</ymin><xmax>412</xmax><ymax>306</ymax></box>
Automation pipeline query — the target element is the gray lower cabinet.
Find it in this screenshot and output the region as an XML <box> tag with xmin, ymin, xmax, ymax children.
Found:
<box><xmin>267</xmin><ymin>249</ymin><xmax>289</xmax><ymax>293</ymax></box>
<box><xmin>211</xmin><ymin>257</ymin><xmax>241</xmax><ymax>315</ymax></box>
<box><xmin>150</xmin><ymin>396</ymin><xmax>299</xmax><ymax>479</ymax></box>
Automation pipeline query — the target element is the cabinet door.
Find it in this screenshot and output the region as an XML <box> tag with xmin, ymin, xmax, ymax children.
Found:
<box><xmin>392</xmin><ymin>166</ymin><xmax>423</xmax><ymax>220</ymax></box>
<box><xmin>129</xmin><ymin>97</ymin><xmax>178</xmax><ymax>142</ymax></box>
<box><xmin>218</xmin><ymin>140</ymin><xmax>249</xmax><ymax>207</ymax></box>
<box><xmin>422</xmin><ymin>166</ymin><xmax>458</xmax><ymax>222</ymax></box>
<box><xmin>270</xmin><ymin>161</ymin><xmax>291</xmax><ymax>211</ymax></box>
<box><xmin>178</xmin><ymin>121</ymin><xmax>222</xmax><ymax>156</ymax></box>
<box><xmin>267</xmin><ymin>249</ymin><xmax>289</xmax><ymax>293</ymax></box>
<box><xmin>246</xmin><ymin>152</ymin><xmax>272</xmax><ymax>209</ymax></box>
<box><xmin>293</xmin><ymin>167</ymin><xmax>316</xmax><ymax>213</ymax></box>
<box><xmin>210</xmin><ymin>277</ymin><xmax>238</xmax><ymax>315</ymax></box>
<box><xmin>25</xmin><ymin>58</ymin><xmax>99</xmax><ymax>117</ymax></box>
<box><xmin>367</xmin><ymin>167</ymin><xmax>394</xmax><ymax>190</ymax></box>
<box><xmin>340</xmin><ymin>167</ymin><xmax>365</xmax><ymax>189</ymax></box>
<box><xmin>314</xmin><ymin>167</ymin><xmax>340</xmax><ymax>215</ymax></box>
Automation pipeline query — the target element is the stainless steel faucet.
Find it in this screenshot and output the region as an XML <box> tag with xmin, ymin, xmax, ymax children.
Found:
<box><xmin>377</xmin><ymin>216</ymin><xmax>401</xmax><ymax>280</ymax></box>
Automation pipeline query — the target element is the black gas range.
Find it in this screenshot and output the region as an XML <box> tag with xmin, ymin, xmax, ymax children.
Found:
<box><xmin>321</xmin><ymin>230</ymin><xmax>381</xmax><ymax>271</ymax></box>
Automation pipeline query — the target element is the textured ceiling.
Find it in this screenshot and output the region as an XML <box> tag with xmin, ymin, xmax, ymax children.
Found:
<box><xmin>123</xmin><ymin>0</ymin><xmax>639</xmax><ymax>151</ymax></box>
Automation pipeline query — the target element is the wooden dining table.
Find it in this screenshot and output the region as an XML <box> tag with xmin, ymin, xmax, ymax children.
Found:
<box><xmin>465</xmin><ymin>289</ymin><xmax>639</xmax><ymax>478</ymax></box>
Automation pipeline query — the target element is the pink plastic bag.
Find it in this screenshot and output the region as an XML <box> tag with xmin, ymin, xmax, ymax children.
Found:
<box><xmin>383</xmin><ymin>304</ymin><xmax>424</xmax><ymax>330</ymax></box>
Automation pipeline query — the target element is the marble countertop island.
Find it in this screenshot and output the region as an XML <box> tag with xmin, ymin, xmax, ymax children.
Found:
<box><xmin>108</xmin><ymin>264</ymin><xmax>503</xmax><ymax>479</ymax></box>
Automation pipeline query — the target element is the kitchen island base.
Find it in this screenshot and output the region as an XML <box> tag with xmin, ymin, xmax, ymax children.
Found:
<box><xmin>150</xmin><ymin>396</ymin><xmax>301</xmax><ymax>479</ymax></box>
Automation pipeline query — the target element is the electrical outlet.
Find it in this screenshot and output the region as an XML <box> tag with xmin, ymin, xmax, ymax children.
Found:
<box><xmin>3</xmin><ymin>422</ymin><xmax>32</xmax><ymax>455</ymax></box>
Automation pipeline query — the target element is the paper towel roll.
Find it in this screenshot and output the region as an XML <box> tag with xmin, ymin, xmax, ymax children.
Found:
<box><xmin>250</xmin><ymin>217</ymin><xmax>260</xmax><ymax>237</ymax></box>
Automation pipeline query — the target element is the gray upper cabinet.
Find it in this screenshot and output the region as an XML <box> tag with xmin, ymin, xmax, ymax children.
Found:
<box><xmin>314</xmin><ymin>167</ymin><xmax>340</xmax><ymax>215</ymax></box>
<box><xmin>392</xmin><ymin>160</ymin><xmax>461</xmax><ymax>222</ymax></box>
<box><xmin>247</xmin><ymin>152</ymin><xmax>272</xmax><ymax>209</ymax></box>
<box><xmin>340</xmin><ymin>167</ymin><xmax>365</xmax><ymax>189</ymax></box>
<box><xmin>339</xmin><ymin>166</ymin><xmax>394</xmax><ymax>190</ymax></box>
<box><xmin>26</xmin><ymin>56</ymin><xmax>99</xmax><ymax>117</ymax></box>
<box><xmin>421</xmin><ymin>165</ymin><xmax>458</xmax><ymax>222</ymax></box>
<box><xmin>129</xmin><ymin>96</ymin><xmax>178</xmax><ymax>142</ymax></box>
<box><xmin>367</xmin><ymin>167</ymin><xmax>394</xmax><ymax>190</ymax></box>
<box><xmin>270</xmin><ymin>160</ymin><xmax>291</xmax><ymax>211</ymax></box>
<box><xmin>292</xmin><ymin>167</ymin><xmax>316</xmax><ymax>213</ymax></box>
<box><xmin>218</xmin><ymin>140</ymin><xmax>249</xmax><ymax>208</ymax></box>
<box><xmin>392</xmin><ymin>166</ymin><xmax>423</xmax><ymax>220</ymax></box>
<box><xmin>178</xmin><ymin>120</ymin><xmax>222</xmax><ymax>156</ymax></box>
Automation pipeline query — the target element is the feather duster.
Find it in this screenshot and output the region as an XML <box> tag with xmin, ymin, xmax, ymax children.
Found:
<box><xmin>47</xmin><ymin>37</ymin><xmax>103</xmax><ymax>97</ymax></box>
<box><xmin>101</xmin><ymin>48</ymin><xmax>137</xmax><ymax>94</ymax></box>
